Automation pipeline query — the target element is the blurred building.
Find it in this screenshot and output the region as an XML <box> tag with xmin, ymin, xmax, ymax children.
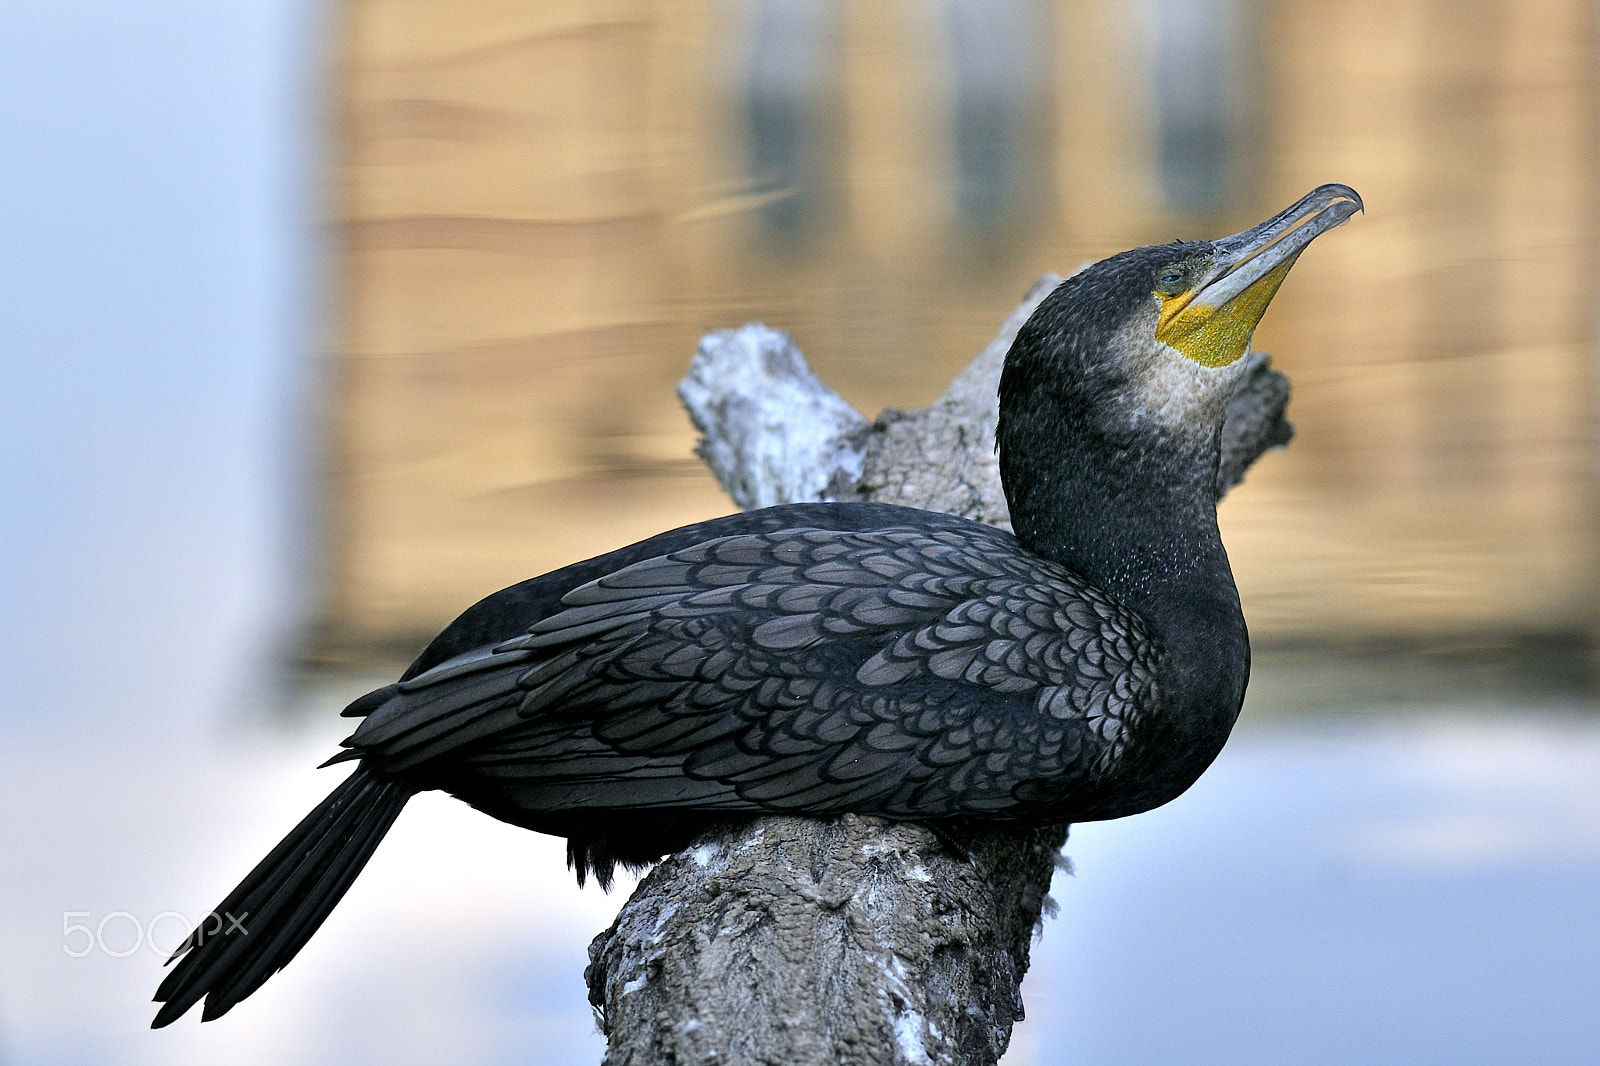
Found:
<box><xmin>321</xmin><ymin>0</ymin><xmax>1597</xmax><ymax>656</ymax></box>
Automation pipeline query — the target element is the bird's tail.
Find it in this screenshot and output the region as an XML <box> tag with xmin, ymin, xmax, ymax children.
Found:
<box><xmin>151</xmin><ymin>766</ymin><xmax>410</xmax><ymax>1027</ymax></box>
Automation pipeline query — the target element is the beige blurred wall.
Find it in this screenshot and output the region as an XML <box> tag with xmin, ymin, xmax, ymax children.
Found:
<box><xmin>322</xmin><ymin>0</ymin><xmax>1598</xmax><ymax>655</ymax></box>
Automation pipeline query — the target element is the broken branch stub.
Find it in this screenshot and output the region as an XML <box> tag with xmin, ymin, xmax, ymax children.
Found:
<box><xmin>678</xmin><ymin>273</ymin><xmax>1291</xmax><ymax>519</ymax></box>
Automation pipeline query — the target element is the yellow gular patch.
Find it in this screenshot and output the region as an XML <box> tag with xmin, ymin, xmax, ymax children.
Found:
<box><xmin>1154</xmin><ymin>256</ymin><xmax>1299</xmax><ymax>368</ymax></box>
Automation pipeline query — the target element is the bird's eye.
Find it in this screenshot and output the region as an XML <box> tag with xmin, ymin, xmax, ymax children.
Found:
<box><xmin>1155</xmin><ymin>267</ymin><xmax>1186</xmax><ymax>294</ymax></box>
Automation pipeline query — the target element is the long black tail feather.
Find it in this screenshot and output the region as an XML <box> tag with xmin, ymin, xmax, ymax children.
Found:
<box><xmin>151</xmin><ymin>767</ymin><xmax>410</xmax><ymax>1027</ymax></box>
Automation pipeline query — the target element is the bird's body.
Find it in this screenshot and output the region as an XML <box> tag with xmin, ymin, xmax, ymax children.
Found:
<box><xmin>153</xmin><ymin>184</ymin><xmax>1361</xmax><ymax>1027</ymax></box>
<box><xmin>348</xmin><ymin>500</ymin><xmax>1235</xmax><ymax>873</ymax></box>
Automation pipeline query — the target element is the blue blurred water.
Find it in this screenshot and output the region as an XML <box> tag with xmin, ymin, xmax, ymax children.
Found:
<box><xmin>1028</xmin><ymin>710</ymin><xmax>1600</xmax><ymax>1065</ymax></box>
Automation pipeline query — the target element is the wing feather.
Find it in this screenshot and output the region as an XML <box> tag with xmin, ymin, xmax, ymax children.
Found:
<box><xmin>341</xmin><ymin>522</ymin><xmax>1160</xmax><ymax>819</ymax></box>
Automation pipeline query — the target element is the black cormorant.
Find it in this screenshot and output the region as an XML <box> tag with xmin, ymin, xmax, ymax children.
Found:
<box><xmin>152</xmin><ymin>183</ymin><xmax>1361</xmax><ymax>1027</ymax></box>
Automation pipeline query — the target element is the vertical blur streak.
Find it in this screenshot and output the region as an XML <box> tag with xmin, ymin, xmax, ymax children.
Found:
<box><xmin>1149</xmin><ymin>0</ymin><xmax>1249</xmax><ymax>212</ymax></box>
<box><xmin>745</xmin><ymin>0</ymin><xmax>837</xmax><ymax>238</ymax></box>
<box><xmin>0</xmin><ymin>2</ymin><xmax>331</xmax><ymax>1063</ymax></box>
<box><xmin>1415</xmin><ymin>0</ymin><xmax>1500</xmax><ymax>485</ymax></box>
<box><xmin>945</xmin><ymin>0</ymin><xmax>1047</xmax><ymax>229</ymax></box>
<box><xmin>0</xmin><ymin>0</ymin><xmax>321</xmax><ymax>740</ymax></box>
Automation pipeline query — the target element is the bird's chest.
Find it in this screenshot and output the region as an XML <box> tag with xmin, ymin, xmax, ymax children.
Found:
<box><xmin>1066</xmin><ymin>655</ymin><xmax>1245</xmax><ymax>822</ymax></box>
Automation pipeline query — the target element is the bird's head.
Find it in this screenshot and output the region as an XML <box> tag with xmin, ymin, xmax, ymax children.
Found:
<box><xmin>998</xmin><ymin>184</ymin><xmax>1361</xmax><ymax>573</ymax></box>
<box><xmin>1147</xmin><ymin>183</ymin><xmax>1363</xmax><ymax>371</ymax></box>
<box><xmin>1002</xmin><ymin>183</ymin><xmax>1361</xmax><ymax>464</ymax></box>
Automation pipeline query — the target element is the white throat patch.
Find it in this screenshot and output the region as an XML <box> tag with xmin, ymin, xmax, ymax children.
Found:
<box><xmin>1107</xmin><ymin>308</ymin><xmax>1250</xmax><ymax>434</ymax></box>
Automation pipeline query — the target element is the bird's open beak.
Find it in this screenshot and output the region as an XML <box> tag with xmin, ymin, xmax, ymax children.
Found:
<box><xmin>1156</xmin><ymin>183</ymin><xmax>1364</xmax><ymax>367</ymax></box>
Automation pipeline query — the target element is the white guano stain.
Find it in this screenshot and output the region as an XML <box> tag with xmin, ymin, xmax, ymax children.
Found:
<box><xmin>883</xmin><ymin>956</ymin><xmax>933</xmax><ymax>1064</ymax></box>
<box><xmin>893</xmin><ymin>1010</ymin><xmax>931</xmax><ymax>1065</ymax></box>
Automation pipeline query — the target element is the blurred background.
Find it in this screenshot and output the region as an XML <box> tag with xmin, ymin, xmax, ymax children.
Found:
<box><xmin>3</xmin><ymin>0</ymin><xmax>1599</xmax><ymax>1063</ymax></box>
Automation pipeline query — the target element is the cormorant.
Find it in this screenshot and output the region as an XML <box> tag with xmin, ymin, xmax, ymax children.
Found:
<box><xmin>152</xmin><ymin>183</ymin><xmax>1361</xmax><ymax>1027</ymax></box>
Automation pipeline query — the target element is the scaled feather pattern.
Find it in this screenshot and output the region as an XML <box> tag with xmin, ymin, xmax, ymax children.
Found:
<box><xmin>342</xmin><ymin>517</ymin><xmax>1157</xmax><ymax>821</ymax></box>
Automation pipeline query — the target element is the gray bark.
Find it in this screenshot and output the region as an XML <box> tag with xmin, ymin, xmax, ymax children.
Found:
<box><xmin>587</xmin><ymin>818</ymin><xmax>1068</xmax><ymax>1066</ymax></box>
<box><xmin>586</xmin><ymin>276</ymin><xmax>1293</xmax><ymax>1065</ymax></box>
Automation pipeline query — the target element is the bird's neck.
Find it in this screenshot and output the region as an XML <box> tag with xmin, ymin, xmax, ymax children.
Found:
<box><xmin>1003</xmin><ymin>416</ymin><xmax>1250</xmax><ymax>784</ymax></box>
<box><xmin>1001</xmin><ymin>419</ymin><xmax>1237</xmax><ymax>639</ymax></box>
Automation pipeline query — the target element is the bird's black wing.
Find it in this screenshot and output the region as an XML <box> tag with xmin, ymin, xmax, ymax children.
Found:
<box><xmin>341</xmin><ymin>524</ymin><xmax>1160</xmax><ymax>819</ymax></box>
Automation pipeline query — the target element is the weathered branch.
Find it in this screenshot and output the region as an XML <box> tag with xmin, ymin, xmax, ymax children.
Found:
<box><xmin>586</xmin><ymin>275</ymin><xmax>1293</xmax><ymax>1065</ymax></box>
<box><xmin>587</xmin><ymin>818</ymin><xmax>1068</xmax><ymax>1066</ymax></box>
